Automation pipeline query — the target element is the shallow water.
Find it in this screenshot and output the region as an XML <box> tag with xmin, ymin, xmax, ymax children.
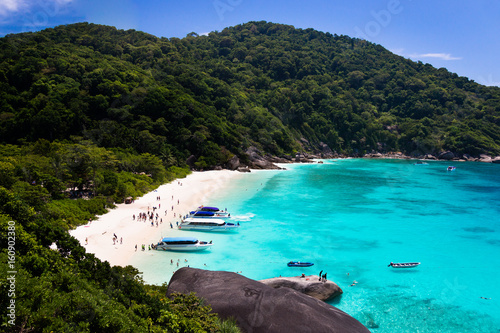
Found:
<box><xmin>132</xmin><ymin>159</ymin><xmax>500</xmax><ymax>332</ymax></box>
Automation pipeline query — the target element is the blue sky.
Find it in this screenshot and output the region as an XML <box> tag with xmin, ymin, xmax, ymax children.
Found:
<box><xmin>1</xmin><ymin>0</ymin><xmax>499</xmax><ymax>86</ymax></box>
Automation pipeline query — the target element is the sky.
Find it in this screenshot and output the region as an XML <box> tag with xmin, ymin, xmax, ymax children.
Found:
<box><xmin>1</xmin><ymin>0</ymin><xmax>499</xmax><ymax>86</ymax></box>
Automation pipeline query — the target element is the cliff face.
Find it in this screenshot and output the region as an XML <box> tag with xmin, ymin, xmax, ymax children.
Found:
<box><xmin>166</xmin><ymin>267</ymin><xmax>370</xmax><ymax>333</ymax></box>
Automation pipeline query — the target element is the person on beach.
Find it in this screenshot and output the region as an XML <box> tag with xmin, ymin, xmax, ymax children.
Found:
<box><xmin>120</xmin><ymin>237</ymin><xmax>123</xmax><ymax>244</ymax></box>
<box><xmin>135</xmin><ymin>244</ymin><xmax>137</xmax><ymax>251</ymax></box>
<box><xmin>318</xmin><ymin>270</ymin><xmax>323</xmax><ymax>281</ymax></box>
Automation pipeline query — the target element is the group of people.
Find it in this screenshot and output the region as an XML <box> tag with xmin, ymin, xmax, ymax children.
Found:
<box><xmin>113</xmin><ymin>233</ymin><xmax>122</xmax><ymax>245</ymax></box>
<box><xmin>135</xmin><ymin>243</ymin><xmax>157</xmax><ymax>251</ymax></box>
<box><xmin>318</xmin><ymin>270</ymin><xmax>327</xmax><ymax>282</ymax></box>
<box><xmin>133</xmin><ymin>210</ymin><xmax>164</xmax><ymax>228</ymax></box>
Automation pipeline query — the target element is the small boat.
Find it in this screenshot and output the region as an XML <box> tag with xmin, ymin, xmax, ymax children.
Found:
<box><xmin>155</xmin><ymin>237</ymin><xmax>212</xmax><ymax>251</ymax></box>
<box><xmin>287</xmin><ymin>261</ymin><xmax>314</xmax><ymax>267</ymax></box>
<box><xmin>388</xmin><ymin>262</ymin><xmax>420</xmax><ymax>268</ymax></box>
<box><xmin>447</xmin><ymin>166</ymin><xmax>456</xmax><ymax>171</ymax></box>
<box><xmin>179</xmin><ymin>218</ymin><xmax>240</xmax><ymax>231</ymax></box>
<box><xmin>413</xmin><ymin>161</ymin><xmax>428</xmax><ymax>165</ymax></box>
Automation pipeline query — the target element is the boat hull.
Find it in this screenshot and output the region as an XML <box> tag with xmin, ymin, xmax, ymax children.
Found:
<box><xmin>287</xmin><ymin>262</ymin><xmax>314</xmax><ymax>267</ymax></box>
<box><xmin>179</xmin><ymin>218</ymin><xmax>240</xmax><ymax>231</ymax></box>
<box><xmin>156</xmin><ymin>244</ymin><xmax>212</xmax><ymax>251</ymax></box>
<box><xmin>389</xmin><ymin>262</ymin><xmax>420</xmax><ymax>268</ymax></box>
<box><xmin>178</xmin><ymin>224</ymin><xmax>239</xmax><ymax>231</ymax></box>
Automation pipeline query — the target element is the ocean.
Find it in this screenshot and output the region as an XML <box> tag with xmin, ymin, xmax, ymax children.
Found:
<box><xmin>132</xmin><ymin>159</ymin><xmax>500</xmax><ymax>332</ymax></box>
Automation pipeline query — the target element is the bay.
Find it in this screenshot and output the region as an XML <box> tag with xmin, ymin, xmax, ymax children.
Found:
<box><xmin>134</xmin><ymin>159</ymin><xmax>500</xmax><ymax>332</ymax></box>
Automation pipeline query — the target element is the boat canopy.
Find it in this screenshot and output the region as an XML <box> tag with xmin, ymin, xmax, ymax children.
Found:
<box><xmin>193</xmin><ymin>211</ymin><xmax>215</xmax><ymax>217</ymax></box>
<box><xmin>200</xmin><ymin>206</ymin><xmax>220</xmax><ymax>212</ymax></box>
<box><xmin>161</xmin><ymin>237</ymin><xmax>198</xmax><ymax>244</ymax></box>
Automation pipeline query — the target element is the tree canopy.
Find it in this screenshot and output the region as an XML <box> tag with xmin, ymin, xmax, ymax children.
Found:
<box><xmin>1</xmin><ymin>21</ymin><xmax>498</xmax><ymax>162</ymax></box>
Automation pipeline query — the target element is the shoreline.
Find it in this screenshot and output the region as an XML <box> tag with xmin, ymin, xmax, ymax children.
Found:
<box><xmin>69</xmin><ymin>170</ymin><xmax>243</xmax><ymax>267</ymax></box>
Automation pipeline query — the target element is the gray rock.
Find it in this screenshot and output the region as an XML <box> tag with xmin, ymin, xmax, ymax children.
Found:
<box><xmin>237</xmin><ymin>166</ymin><xmax>251</xmax><ymax>173</ymax></box>
<box><xmin>186</xmin><ymin>155</ymin><xmax>197</xmax><ymax>167</ymax></box>
<box><xmin>167</xmin><ymin>268</ymin><xmax>370</xmax><ymax>333</ymax></box>
<box><xmin>479</xmin><ymin>154</ymin><xmax>492</xmax><ymax>163</ymax></box>
<box><xmin>462</xmin><ymin>154</ymin><xmax>476</xmax><ymax>162</ymax></box>
<box><xmin>246</xmin><ymin>147</ymin><xmax>281</xmax><ymax>169</ymax></box>
<box><xmin>227</xmin><ymin>155</ymin><xmax>240</xmax><ymax>170</ymax></box>
<box><xmin>259</xmin><ymin>275</ymin><xmax>343</xmax><ymax>301</ymax></box>
<box><xmin>492</xmin><ymin>156</ymin><xmax>500</xmax><ymax>164</ymax></box>
<box><xmin>438</xmin><ymin>151</ymin><xmax>455</xmax><ymax>160</ymax></box>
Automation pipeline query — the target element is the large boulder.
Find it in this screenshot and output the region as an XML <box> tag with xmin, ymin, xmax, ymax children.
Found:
<box><xmin>259</xmin><ymin>275</ymin><xmax>343</xmax><ymax>301</ymax></box>
<box><xmin>479</xmin><ymin>154</ymin><xmax>492</xmax><ymax>163</ymax></box>
<box><xmin>492</xmin><ymin>156</ymin><xmax>500</xmax><ymax>164</ymax></box>
<box><xmin>438</xmin><ymin>151</ymin><xmax>455</xmax><ymax>160</ymax></box>
<box><xmin>245</xmin><ymin>147</ymin><xmax>281</xmax><ymax>169</ymax></box>
<box><xmin>226</xmin><ymin>155</ymin><xmax>240</xmax><ymax>170</ymax></box>
<box><xmin>167</xmin><ymin>268</ymin><xmax>369</xmax><ymax>333</ymax></box>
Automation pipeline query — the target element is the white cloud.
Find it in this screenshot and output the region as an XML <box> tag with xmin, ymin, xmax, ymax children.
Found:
<box><xmin>409</xmin><ymin>53</ymin><xmax>462</xmax><ymax>61</ymax></box>
<box><xmin>0</xmin><ymin>0</ymin><xmax>26</xmax><ymax>16</ymax></box>
<box><xmin>0</xmin><ymin>0</ymin><xmax>74</xmax><ymax>17</ymax></box>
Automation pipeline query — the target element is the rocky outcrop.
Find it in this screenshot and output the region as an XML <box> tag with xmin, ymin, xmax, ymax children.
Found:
<box><xmin>259</xmin><ymin>275</ymin><xmax>343</xmax><ymax>301</ymax></box>
<box><xmin>246</xmin><ymin>147</ymin><xmax>284</xmax><ymax>169</ymax></box>
<box><xmin>237</xmin><ymin>166</ymin><xmax>251</xmax><ymax>173</ymax></box>
<box><xmin>492</xmin><ymin>156</ymin><xmax>500</xmax><ymax>164</ymax></box>
<box><xmin>167</xmin><ymin>268</ymin><xmax>370</xmax><ymax>333</ymax></box>
<box><xmin>186</xmin><ymin>155</ymin><xmax>197</xmax><ymax>168</ymax></box>
<box><xmin>226</xmin><ymin>155</ymin><xmax>240</xmax><ymax>170</ymax></box>
<box><xmin>438</xmin><ymin>151</ymin><xmax>455</xmax><ymax>160</ymax></box>
<box><xmin>479</xmin><ymin>154</ymin><xmax>492</xmax><ymax>163</ymax></box>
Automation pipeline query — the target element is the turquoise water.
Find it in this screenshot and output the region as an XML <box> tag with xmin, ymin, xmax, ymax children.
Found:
<box><xmin>133</xmin><ymin>159</ymin><xmax>500</xmax><ymax>332</ymax></box>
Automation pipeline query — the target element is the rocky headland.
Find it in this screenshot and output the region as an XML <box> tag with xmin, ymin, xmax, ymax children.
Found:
<box><xmin>216</xmin><ymin>143</ymin><xmax>500</xmax><ymax>172</ymax></box>
<box><xmin>167</xmin><ymin>267</ymin><xmax>370</xmax><ymax>333</ymax></box>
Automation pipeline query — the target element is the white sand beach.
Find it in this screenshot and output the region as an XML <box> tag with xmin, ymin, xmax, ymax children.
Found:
<box><xmin>70</xmin><ymin>170</ymin><xmax>242</xmax><ymax>267</ymax></box>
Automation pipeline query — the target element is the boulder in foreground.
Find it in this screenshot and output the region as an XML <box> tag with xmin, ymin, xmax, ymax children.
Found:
<box><xmin>167</xmin><ymin>267</ymin><xmax>369</xmax><ymax>333</ymax></box>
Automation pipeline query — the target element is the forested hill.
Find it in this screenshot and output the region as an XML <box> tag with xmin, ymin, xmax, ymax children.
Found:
<box><xmin>1</xmin><ymin>21</ymin><xmax>500</xmax><ymax>167</ymax></box>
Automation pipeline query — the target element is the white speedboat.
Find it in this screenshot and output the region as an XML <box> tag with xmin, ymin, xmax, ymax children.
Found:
<box><xmin>188</xmin><ymin>206</ymin><xmax>231</xmax><ymax>219</ymax></box>
<box><xmin>178</xmin><ymin>218</ymin><xmax>240</xmax><ymax>231</ymax></box>
<box><xmin>155</xmin><ymin>237</ymin><xmax>212</xmax><ymax>251</ymax></box>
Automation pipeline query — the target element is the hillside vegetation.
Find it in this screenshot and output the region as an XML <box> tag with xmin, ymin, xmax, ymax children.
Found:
<box><xmin>1</xmin><ymin>21</ymin><xmax>499</xmax><ymax>165</ymax></box>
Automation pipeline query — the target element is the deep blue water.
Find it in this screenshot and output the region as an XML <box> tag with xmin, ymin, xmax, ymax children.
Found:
<box><xmin>135</xmin><ymin>159</ymin><xmax>500</xmax><ymax>332</ymax></box>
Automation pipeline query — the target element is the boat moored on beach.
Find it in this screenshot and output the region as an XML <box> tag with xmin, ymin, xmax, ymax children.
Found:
<box><xmin>388</xmin><ymin>262</ymin><xmax>420</xmax><ymax>268</ymax></box>
<box><xmin>287</xmin><ymin>261</ymin><xmax>314</xmax><ymax>267</ymax></box>
<box><xmin>179</xmin><ymin>218</ymin><xmax>240</xmax><ymax>231</ymax></box>
<box><xmin>155</xmin><ymin>237</ymin><xmax>212</xmax><ymax>251</ymax></box>
<box><xmin>188</xmin><ymin>206</ymin><xmax>231</xmax><ymax>219</ymax></box>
